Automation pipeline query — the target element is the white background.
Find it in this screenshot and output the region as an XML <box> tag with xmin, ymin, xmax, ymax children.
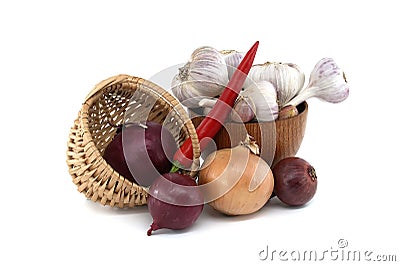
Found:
<box><xmin>1</xmin><ymin>0</ymin><xmax>399</xmax><ymax>265</ymax></box>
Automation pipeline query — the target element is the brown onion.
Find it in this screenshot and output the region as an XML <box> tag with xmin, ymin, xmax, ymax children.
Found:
<box><xmin>199</xmin><ymin>138</ymin><xmax>274</xmax><ymax>215</ymax></box>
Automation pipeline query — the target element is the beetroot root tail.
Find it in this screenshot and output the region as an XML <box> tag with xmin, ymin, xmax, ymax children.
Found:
<box><xmin>147</xmin><ymin>222</ymin><xmax>160</xmax><ymax>236</ymax></box>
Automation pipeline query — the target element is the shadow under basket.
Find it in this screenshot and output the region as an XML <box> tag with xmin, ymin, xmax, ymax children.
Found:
<box><xmin>191</xmin><ymin>102</ymin><xmax>308</xmax><ymax>167</ymax></box>
<box><xmin>66</xmin><ymin>74</ymin><xmax>200</xmax><ymax>208</ymax></box>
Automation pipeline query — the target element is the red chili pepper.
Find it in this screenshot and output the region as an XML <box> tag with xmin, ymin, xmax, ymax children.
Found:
<box><xmin>172</xmin><ymin>41</ymin><xmax>259</xmax><ymax>171</ymax></box>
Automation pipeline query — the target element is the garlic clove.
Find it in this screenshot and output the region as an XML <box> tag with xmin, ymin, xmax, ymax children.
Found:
<box><xmin>242</xmin><ymin>81</ymin><xmax>279</xmax><ymax>122</ymax></box>
<box><xmin>220</xmin><ymin>50</ymin><xmax>244</xmax><ymax>80</ymax></box>
<box><xmin>244</xmin><ymin>61</ymin><xmax>305</xmax><ymax>108</ymax></box>
<box><xmin>198</xmin><ymin>98</ymin><xmax>218</xmax><ymax>116</ymax></box>
<box><xmin>198</xmin><ymin>98</ymin><xmax>217</xmax><ymax>108</ymax></box>
<box><xmin>171</xmin><ymin>46</ymin><xmax>229</xmax><ymax>108</ymax></box>
<box><xmin>230</xmin><ymin>96</ymin><xmax>256</xmax><ymax>123</ymax></box>
<box><xmin>284</xmin><ymin>58</ymin><xmax>349</xmax><ymax>107</ymax></box>
<box><xmin>278</xmin><ymin>105</ymin><xmax>299</xmax><ymax>120</ymax></box>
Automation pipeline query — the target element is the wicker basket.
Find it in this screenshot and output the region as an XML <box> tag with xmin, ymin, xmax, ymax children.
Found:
<box><xmin>66</xmin><ymin>74</ymin><xmax>200</xmax><ymax>208</ymax></box>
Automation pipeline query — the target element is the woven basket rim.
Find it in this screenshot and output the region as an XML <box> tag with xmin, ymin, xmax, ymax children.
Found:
<box><xmin>82</xmin><ymin>74</ymin><xmax>201</xmax><ymax>170</ymax></box>
<box><xmin>67</xmin><ymin>74</ymin><xmax>201</xmax><ymax>208</ymax></box>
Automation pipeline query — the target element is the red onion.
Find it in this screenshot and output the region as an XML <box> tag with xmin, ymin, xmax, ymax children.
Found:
<box><xmin>103</xmin><ymin>121</ymin><xmax>177</xmax><ymax>187</ymax></box>
<box><xmin>272</xmin><ymin>157</ymin><xmax>317</xmax><ymax>206</ymax></box>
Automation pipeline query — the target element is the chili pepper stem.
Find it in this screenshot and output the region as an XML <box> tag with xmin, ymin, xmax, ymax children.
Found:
<box><xmin>170</xmin><ymin>164</ymin><xmax>181</xmax><ymax>173</ymax></box>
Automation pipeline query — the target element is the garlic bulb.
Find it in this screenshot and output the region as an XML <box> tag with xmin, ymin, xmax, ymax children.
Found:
<box><xmin>241</xmin><ymin>81</ymin><xmax>279</xmax><ymax>122</ymax></box>
<box><xmin>220</xmin><ymin>50</ymin><xmax>244</xmax><ymax>80</ymax></box>
<box><xmin>284</xmin><ymin>58</ymin><xmax>349</xmax><ymax>107</ymax></box>
<box><xmin>199</xmin><ymin>82</ymin><xmax>277</xmax><ymax>122</ymax></box>
<box><xmin>171</xmin><ymin>46</ymin><xmax>229</xmax><ymax>108</ymax></box>
<box><xmin>244</xmin><ymin>62</ymin><xmax>305</xmax><ymax>107</ymax></box>
<box><xmin>231</xmin><ymin>95</ymin><xmax>256</xmax><ymax>123</ymax></box>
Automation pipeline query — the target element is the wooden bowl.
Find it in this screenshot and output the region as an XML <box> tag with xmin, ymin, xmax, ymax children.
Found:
<box><xmin>190</xmin><ymin>102</ymin><xmax>308</xmax><ymax>167</ymax></box>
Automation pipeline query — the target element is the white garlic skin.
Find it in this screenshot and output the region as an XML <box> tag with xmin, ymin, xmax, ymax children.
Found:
<box><xmin>241</xmin><ymin>81</ymin><xmax>279</xmax><ymax>122</ymax></box>
<box><xmin>231</xmin><ymin>96</ymin><xmax>256</xmax><ymax>123</ymax></box>
<box><xmin>198</xmin><ymin>98</ymin><xmax>217</xmax><ymax>116</ymax></box>
<box><xmin>172</xmin><ymin>46</ymin><xmax>229</xmax><ymax>108</ymax></box>
<box><xmin>307</xmin><ymin>57</ymin><xmax>349</xmax><ymax>103</ymax></box>
<box><xmin>285</xmin><ymin>58</ymin><xmax>349</xmax><ymax>107</ymax></box>
<box><xmin>220</xmin><ymin>50</ymin><xmax>244</xmax><ymax>80</ymax></box>
<box><xmin>244</xmin><ymin>62</ymin><xmax>305</xmax><ymax>107</ymax></box>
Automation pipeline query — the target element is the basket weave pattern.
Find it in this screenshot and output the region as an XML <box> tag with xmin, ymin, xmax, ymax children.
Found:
<box><xmin>66</xmin><ymin>74</ymin><xmax>200</xmax><ymax>208</ymax></box>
